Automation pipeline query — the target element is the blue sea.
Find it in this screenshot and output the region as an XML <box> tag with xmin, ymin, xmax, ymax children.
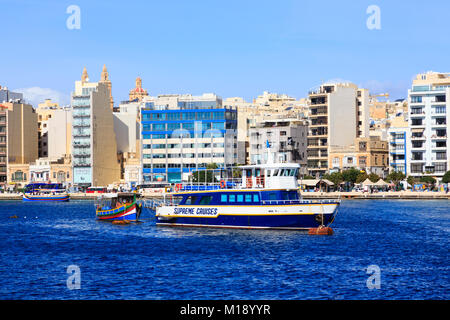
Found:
<box><xmin>0</xmin><ymin>199</ymin><xmax>448</xmax><ymax>300</ymax></box>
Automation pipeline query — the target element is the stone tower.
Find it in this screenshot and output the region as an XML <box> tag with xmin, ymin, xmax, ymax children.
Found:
<box><xmin>99</xmin><ymin>64</ymin><xmax>114</xmax><ymax>110</ymax></box>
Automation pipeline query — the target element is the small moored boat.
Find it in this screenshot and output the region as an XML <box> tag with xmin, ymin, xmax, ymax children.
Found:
<box><xmin>95</xmin><ymin>192</ymin><xmax>142</xmax><ymax>222</ymax></box>
<box><xmin>22</xmin><ymin>183</ymin><xmax>69</xmax><ymax>202</ymax></box>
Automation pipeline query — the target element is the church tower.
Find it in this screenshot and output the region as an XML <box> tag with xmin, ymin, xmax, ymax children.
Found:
<box><xmin>129</xmin><ymin>76</ymin><xmax>149</xmax><ymax>101</ymax></box>
<box><xmin>99</xmin><ymin>64</ymin><xmax>114</xmax><ymax>110</ymax></box>
<box><xmin>81</xmin><ymin>67</ymin><xmax>89</xmax><ymax>83</ymax></box>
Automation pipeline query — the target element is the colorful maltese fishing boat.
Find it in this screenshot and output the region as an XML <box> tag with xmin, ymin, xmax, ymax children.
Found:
<box><xmin>95</xmin><ymin>192</ymin><xmax>142</xmax><ymax>222</ymax></box>
<box><xmin>22</xmin><ymin>183</ymin><xmax>70</xmax><ymax>202</ymax></box>
<box><xmin>155</xmin><ymin>161</ymin><xmax>340</xmax><ymax>231</ymax></box>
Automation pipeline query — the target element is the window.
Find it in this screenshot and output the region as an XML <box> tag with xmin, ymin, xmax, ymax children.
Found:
<box><xmin>199</xmin><ymin>196</ymin><xmax>213</xmax><ymax>205</ymax></box>
<box><xmin>245</xmin><ymin>194</ymin><xmax>252</xmax><ymax>202</ymax></box>
<box><xmin>268</xmin><ymin>192</ymin><xmax>277</xmax><ymax>200</ymax></box>
<box><xmin>253</xmin><ymin>194</ymin><xmax>259</xmax><ymax>202</ymax></box>
<box><xmin>221</xmin><ymin>194</ymin><xmax>227</xmax><ymax>202</ymax></box>
<box><xmin>237</xmin><ymin>194</ymin><xmax>244</xmax><ymax>202</ymax></box>
<box><xmin>229</xmin><ymin>194</ymin><xmax>236</xmax><ymax>202</ymax></box>
<box><xmin>184</xmin><ymin>196</ymin><xmax>197</xmax><ymax>205</ymax></box>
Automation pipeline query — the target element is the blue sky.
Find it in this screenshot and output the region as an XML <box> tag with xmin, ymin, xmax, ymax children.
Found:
<box><xmin>1</xmin><ymin>0</ymin><xmax>449</xmax><ymax>106</ymax></box>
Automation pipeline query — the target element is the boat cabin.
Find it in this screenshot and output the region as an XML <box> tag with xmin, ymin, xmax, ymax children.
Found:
<box><xmin>239</xmin><ymin>163</ymin><xmax>300</xmax><ymax>190</ymax></box>
<box><xmin>96</xmin><ymin>192</ymin><xmax>136</xmax><ymax>210</ymax></box>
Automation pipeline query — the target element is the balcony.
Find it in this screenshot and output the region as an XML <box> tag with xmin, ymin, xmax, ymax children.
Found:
<box><xmin>73</xmin><ymin>123</ymin><xmax>90</xmax><ymax>128</ymax></box>
<box><xmin>73</xmin><ymin>153</ymin><xmax>91</xmax><ymax>158</ymax></box>
<box><xmin>73</xmin><ymin>133</ymin><xmax>90</xmax><ymax>138</ymax></box>
<box><xmin>73</xmin><ymin>113</ymin><xmax>90</xmax><ymax>118</ymax></box>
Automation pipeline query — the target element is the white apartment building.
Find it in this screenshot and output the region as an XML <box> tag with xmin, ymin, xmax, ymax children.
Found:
<box><xmin>407</xmin><ymin>72</ymin><xmax>449</xmax><ymax>179</ymax></box>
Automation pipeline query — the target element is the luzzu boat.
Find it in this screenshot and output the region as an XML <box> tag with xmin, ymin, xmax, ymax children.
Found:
<box><xmin>155</xmin><ymin>162</ymin><xmax>340</xmax><ymax>230</ymax></box>
<box><xmin>23</xmin><ymin>183</ymin><xmax>69</xmax><ymax>202</ymax></box>
<box><xmin>95</xmin><ymin>192</ymin><xmax>142</xmax><ymax>221</ymax></box>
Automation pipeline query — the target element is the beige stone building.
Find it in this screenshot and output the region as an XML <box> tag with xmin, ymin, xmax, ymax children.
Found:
<box><xmin>36</xmin><ymin>99</ymin><xmax>72</xmax><ymax>159</ymax></box>
<box><xmin>328</xmin><ymin>136</ymin><xmax>389</xmax><ymax>177</ymax></box>
<box><xmin>3</xmin><ymin>101</ymin><xmax>38</xmax><ymax>165</ymax></box>
<box><xmin>71</xmin><ymin>67</ymin><xmax>121</xmax><ymax>188</ymax></box>
<box><xmin>8</xmin><ymin>156</ymin><xmax>72</xmax><ymax>188</ymax></box>
<box><xmin>307</xmin><ymin>82</ymin><xmax>370</xmax><ymax>177</ymax></box>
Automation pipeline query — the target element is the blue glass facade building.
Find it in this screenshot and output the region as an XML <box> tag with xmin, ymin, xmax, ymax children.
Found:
<box><xmin>140</xmin><ymin>95</ymin><xmax>237</xmax><ymax>183</ymax></box>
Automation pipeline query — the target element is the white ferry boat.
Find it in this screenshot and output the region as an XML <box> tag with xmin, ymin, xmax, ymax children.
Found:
<box><xmin>155</xmin><ymin>162</ymin><xmax>340</xmax><ymax>230</ymax></box>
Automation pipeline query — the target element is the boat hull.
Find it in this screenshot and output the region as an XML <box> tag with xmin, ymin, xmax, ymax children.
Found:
<box><xmin>156</xmin><ymin>203</ymin><xmax>339</xmax><ymax>230</ymax></box>
<box><xmin>96</xmin><ymin>203</ymin><xmax>138</xmax><ymax>221</ymax></box>
<box><xmin>23</xmin><ymin>194</ymin><xmax>70</xmax><ymax>202</ymax></box>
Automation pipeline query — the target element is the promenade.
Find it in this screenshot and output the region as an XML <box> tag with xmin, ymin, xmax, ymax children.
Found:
<box><xmin>1</xmin><ymin>191</ymin><xmax>449</xmax><ymax>201</ymax></box>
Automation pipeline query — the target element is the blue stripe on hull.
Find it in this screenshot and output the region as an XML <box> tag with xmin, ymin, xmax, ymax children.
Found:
<box><xmin>23</xmin><ymin>196</ymin><xmax>69</xmax><ymax>202</ymax></box>
<box><xmin>157</xmin><ymin>213</ymin><xmax>334</xmax><ymax>229</ymax></box>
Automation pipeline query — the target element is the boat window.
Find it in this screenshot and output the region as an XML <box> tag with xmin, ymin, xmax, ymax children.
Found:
<box><xmin>289</xmin><ymin>169</ymin><xmax>296</xmax><ymax>176</ymax></box>
<box><xmin>184</xmin><ymin>196</ymin><xmax>197</xmax><ymax>205</ymax></box>
<box><xmin>253</xmin><ymin>194</ymin><xmax>260</xmax><ymax>202</ymax></box>
<box><xmin>229</xmin><ymin>194</ymin><xmax>236</xmax><ymax>202</ymax></box>
<box><xmin>273</xmin><ymin>169</ymin><xmax>279</xmax><ymax>176</ymax></box>
<box><xmin>237</xmin><ymin>194</ymin><xmax>244</xmax><ymax>202</ymax></box>
<box><xmin>245</xmin><ymin>194</ymin><xmax>252</xmax><ymax>202</ymax></box>
<box><xmin>289</xmin><ymin>191</ymin><xmax>298</xmax><ymax>200</ymax></box>
<box><xmin>283</xmin><ymin>169</ymin><xmax>290</xmax><ymax>176</ymax></box>
<box><xmin>282</xmin><ymin>192</ymin><xmax>289</xmax><ymax>200</ymax></box>
<box><xmin>220</xmin><ymin>194</ymin><xmax>227</xmax><ymax>202</ymax></box>
<box><xmin>199</xmin><ymin>196</ymin><xmax>213</xmax><ymax>205</ymax></box>
<box><xmin>268</xmin><ymin>192</ymin><xmax>277</xmax><ymax>200</ymax></box>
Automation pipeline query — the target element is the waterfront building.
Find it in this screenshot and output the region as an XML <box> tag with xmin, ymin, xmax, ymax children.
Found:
<box><xmin>248</xmin><ymin>118</ymin><xmax>308</xmax><ymax>173</ymax></box>
<box><xmin>113</xmin><ymin>99</ymin><xmax>142</xmax><ymax>186</ymax></box>
<box><xmin>328</xmin><ymin>136</ymin><xmax>389</xmax><ymax>177</ymax></box>
<box><xmin>8</xmin><ymin>155</ymin><xmax>72</xmax><ymax>188</ymax></box>
<box><xmin>71</xmin><ymin>67</ymin><xmax>121</xmax><ymax>188</ymax></box>
<box><xmin>307</xmin><ymin>82</ymin><xmax>370</xmax><ymax>177</ymax></box>
<box><xmin>224</xmin><ymin>95</ymin><xmax>308</xmax><ymax>165</ymax></box>
<box><xmin>140</xmin><ymin>93</ymin><xmax>237</xmax><ymax>183</ymax></box>
<box><xmin>388</xmin><ymin>116</ymin><xmax>410</xmax><ymax>175</ymax></box>
<box><xmin>0</xmin><ymin>100</ymin><xmax>38</xmax><ymax>188</ymax></box>
<box><xmin>0</xmin><ymin>87</ymin><xmax>27</xmax><ymax>187</ymax></box>
<box><xmin>407</xmin><ymin>72</ymin><xmax>450</xmax><ymax>179</ymax></box>
<box><xmin>36</xmin><ymin>99</ymin><xmax>72</xmax><ymax>159</ymax></box>
<box><xmin>129</xmin><ymin>77</ymin><xmax>149</xmax><ymax>102</ymax></box>
<box><xmin>0</xmin><ymin>105</ymin><xmax>8</xmax><ymax>187</ymax></box>
<box><xmin>7</xmin><ymin>163</ymin><xmax>30</xmax><ymax>188</ymax></box>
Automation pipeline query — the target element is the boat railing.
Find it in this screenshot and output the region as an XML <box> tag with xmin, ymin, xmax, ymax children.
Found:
<box><xmin>143</xmin><ymin>198</ymin><xmax>175</xmax><ymax>210</ymax></box>
<box><xmin>262</xmin><ymin>199</ymin><xmax>340</xmax><ymax>205</ymax></box>
<box><xmin>174</xmin><ymin>178</ymin><xmax>244</xmax><ymax>192</ymax></box>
